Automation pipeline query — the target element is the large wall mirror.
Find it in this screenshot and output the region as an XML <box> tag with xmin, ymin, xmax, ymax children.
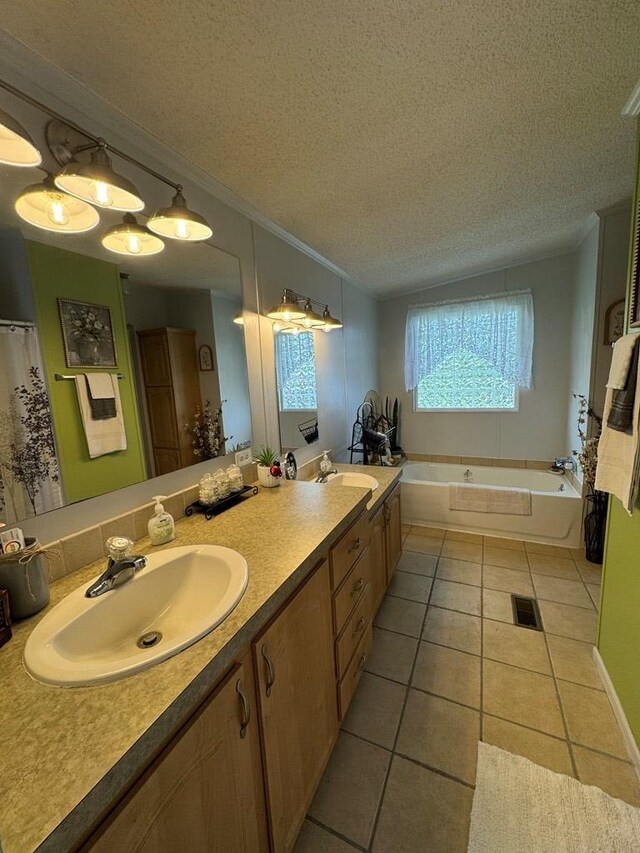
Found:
<box><xmin>274</xmin><ymin>328</ymin><xmax>319</xmax><ymax>453</ymax></box>
<box><xmin>0</xmin><ymin>221</ymin><xmax>251</xmax><ymax>524</ymax></box>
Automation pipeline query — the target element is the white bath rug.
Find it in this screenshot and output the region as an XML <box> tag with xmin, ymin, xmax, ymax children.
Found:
<box><xmin>468</xmin><ymin>742</ymin><xmax>640</xmax><ymax>852</ymax></box>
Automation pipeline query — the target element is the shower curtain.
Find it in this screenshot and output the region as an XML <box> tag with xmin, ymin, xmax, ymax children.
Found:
<box><xmin>0</xmin><ymin>324</ymin><xmax>64</xmax><ymax>522</ymax></box>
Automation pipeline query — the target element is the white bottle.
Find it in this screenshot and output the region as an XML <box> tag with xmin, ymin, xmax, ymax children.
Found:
<box><xmin>148</xmin><ymin>495</ymin><xmax>175</xmax><ymax>546</ymax></box>
<box><xmin>320</xmin><ymin>451</ymin><xmax>332</xmax><ymax>473</ymax></box>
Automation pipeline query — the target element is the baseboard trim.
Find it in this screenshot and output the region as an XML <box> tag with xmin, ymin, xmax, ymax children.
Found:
<box><xmin>593</xmin><ymin>647</ymin><xmax>640</xmax><ymax>782</ymax></box>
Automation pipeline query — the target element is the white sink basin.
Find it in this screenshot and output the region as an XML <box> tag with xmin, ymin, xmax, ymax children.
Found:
<box><xmin>24</xmin><ymin>545</ymin><xmax>249</xmax><ymax>687</ymax></box>
<box><xmin>327</xmin><ymin>472</ymin><xmax>379</xmax><ymax>492</ymax></box>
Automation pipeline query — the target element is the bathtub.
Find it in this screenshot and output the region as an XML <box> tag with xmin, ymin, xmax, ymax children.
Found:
<box><xmin>401</xmin><ymin>462</ymin><xmax>583</xmax><ymax>547</ymax></box>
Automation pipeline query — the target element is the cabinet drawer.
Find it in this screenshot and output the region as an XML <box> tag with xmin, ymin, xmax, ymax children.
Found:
<box><xmin>330</xmin><ymin>513</ymin><xmax>370</xmax><ymax>591</ymax></box>
<box><xmin>337</xmin><ymin>625</ymin><xmax>373</xmax><ymax>719</ymax></box>
<box><xmin>335</xmin><ymin>583</ymin><xmax>371</xmax><ymax>679</ymax></box>
<box><xmin>333</xmin><ymin>546</ymin><xmax>372</xmax><ymax>636</ymax></box>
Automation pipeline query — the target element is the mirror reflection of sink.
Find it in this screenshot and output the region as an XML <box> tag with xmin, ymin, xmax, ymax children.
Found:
<box><xmin>326</xmin><ymin>472</ymin><xmax>379</xmax><ymax>491</ymax></box>
<box><xmin>24</xmin><ymin>545</ymin><xmax>249</xmax><ymax>687</ymax></box>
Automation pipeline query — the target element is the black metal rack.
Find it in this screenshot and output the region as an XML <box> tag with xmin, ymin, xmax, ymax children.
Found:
<box><xmin>185</xmin><ymin>485</ymin><xmax>258</xmax><ymax>520</ymax></box>
<box><xmin>348</xmin><ymin>401</ymin><xmax>395</xmax><ymax>465</ymax></box>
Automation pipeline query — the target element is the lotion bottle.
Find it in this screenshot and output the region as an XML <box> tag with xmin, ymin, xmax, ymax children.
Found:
<box><xmin>148</xmin><ymin>495</ymin><xmax>175</xmax><ymax>545</ymax></box>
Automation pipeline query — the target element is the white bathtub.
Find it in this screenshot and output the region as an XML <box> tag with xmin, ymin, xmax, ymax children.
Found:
<box><xmin>401</xmin><ymin>462</ymin><xmax>583</xmax><ymax>547</ymax></box>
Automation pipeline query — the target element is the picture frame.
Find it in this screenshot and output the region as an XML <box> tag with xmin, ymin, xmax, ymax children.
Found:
<box><xmin>199</xmin><ymin>344</ymin><xmax>214</xmax><ymax>371</ymax></box>
<box><xmin>603</xmin><ymin>298</ymin><xmax>626</xmax><ymax>345</ymax></box>
<box><xmin>58</xmin><ymin>299</ymin><xmax>117</xmax><ymax>368</ymax></box>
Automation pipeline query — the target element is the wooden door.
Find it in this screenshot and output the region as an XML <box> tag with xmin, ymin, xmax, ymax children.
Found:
<box><xmin>370</xmin><ymin>507</ymin><xmax>388</xmax><ymax>610</ymax></box>
<box><xmin>385</xmin><ymin>484</ymin><xmax>402</xmax><ymax>582</ymax></box>
<box><xmin>166</xmin><ymin>329</ymin><xmax>201</xmax><ymax>468</ymax></box>
<box><xmin>254</xmin><ymin>559</ymin><xmax>338</xmax><ymax>853</ymax></box>
<box><xmin>86</xmin><ymin>655</ymin><xmax>269</xmax><ymax>853</ymax></box>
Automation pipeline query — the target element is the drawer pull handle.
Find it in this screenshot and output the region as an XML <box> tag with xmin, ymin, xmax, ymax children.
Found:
<box><xmin>357</xmin><ymin>653</ymin><xmax>366</xmax><ymax>673</ymax></box>
<box><xmin>348</xmin><ymin>537</ymin><xmax>361</xmax><ymax>554</ymax></box>
<box><xmin>261</xmin><ymin>644</ymin><xmax>276</xmax><ymax>697</ymax></box>
<box><xmin>236</xmin><ymin>678</ymin><xmax>250</xmax><ymax>739</ymax></box>
<box><xmin>351</xmin><ymin>577</ymin><xmax>365</xmax><ymax>596</ymax></box>
<box><xmin>353</xmin><ymin>617</ymin><xmax>366</xmax><ymax>637</ymax></box>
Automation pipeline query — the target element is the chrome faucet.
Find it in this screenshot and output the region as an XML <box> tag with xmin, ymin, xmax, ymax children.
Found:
<box><xmin>315</xmin><ymin>468</ymin><xmax>339</xmax><ymax>483</ymax></box>
<box><xmin>553</xmin><ymin>456</ymin><xmax>576</xmax><ymax>473</ymax></box>
<box><xmin>85</xmin><ymin>536</ymin><xmax>147</xmax><ymax>598</ymax></box>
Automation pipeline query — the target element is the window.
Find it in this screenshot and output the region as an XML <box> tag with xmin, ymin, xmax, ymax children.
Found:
<box><xmin>405</xmin><ymin>290</ymin><xmax>534</xmax><ymax>412</ymax></box>
<box><xmin>275</xmin><ymin>331</ymin><xmax>318</xmax><ymax>410</ymax></box>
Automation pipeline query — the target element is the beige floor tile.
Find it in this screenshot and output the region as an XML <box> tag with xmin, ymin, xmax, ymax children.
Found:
<box><xmin>527</xmin><ymin>552</ymin><xmax>581</xmax><ymax>580</ymax></box>
<box><xmin>441</xmin><ymin>540</ymin><xmax>483</xmax><ymax>562</ymax></box>
<box><xmin>573</xmin><ymin>746</ymin><xmax>640</xmax><ymax>807</ymax></box>
<box><xmin>308</xmin><ymin>732</ymin><xmax>390</xmax><ymax>848</ymax></box>
<box><xmin>372</xmin><ymin>756</ymin><xmax>473</xmax><ymax>853</ymax></box>
<box><xmin>412</xmin><ymin>642</ymin><xmax>481</xmax><ymax>707</ymax></box>
<box><xmin>482</xmin><ymin>588</ymin><xmax>515</xmax><ymax>623</ymax></box>
<box><xmin>538</xmin><ymin>601</ymin><xmax>598</xmax><ymax>643</ymax></box>
<box><xmin>483</xmin><ymin>619</ymin><xmax>551</xmax><ymax>674</ymax></box>
<box><xmin>295</xmin><ymin>820</ymin><xmax>360</xmax><ymax>852</ymax></box>
<box><xmin>546</xmin><ymin>635</ymin><xmax>603</xmax><ymax>690</ymax></box>
<box><xmin>396</xmin><ymin>690</ymin><xmax>480</xmax><ymax>784</ymax></box>
<box><xmin>484</xmin><ymin>535</ymin><xmax>525</xmax><ymax>551</ymax></box>
<box><xmin>374</xmin><ymin>595</ymin><xmax>426</xmax><ymax>638</ymax></box>
<box><xmin>576</xmin><ymin>563</ymin><xmax>603</xmax><ymax>585</ymax></box>
<box><xmin>397</xmin><ymin>550</ymin><xmax>438</xmax><ymax>577</ymax></box>
<box><xmin>525</xmin><ymin>541</ymin><xmax>572</xmax><ymax>557</ymax></box>
<box><xmin>587</xmin><ymin>584</ymin><xmax>601</xmax><ymax>610</ymax></box>
<box><xmin>532</xmin><ymin>574</ymin><xmax>594</xmax><ymax>609</ymax></box>
<box><xmin>409</xmin><ymin>524</ymin><xmax>445</xmax><ymax>539</ymax></box>
<box><xmin>342</xmin><ymin>672</ymin><xmax>406</xmax><ymax>750</ymax></box>
<box><xmin>403</xmin><ymin>533</ymin><xmax>442</xmax><ymax>556</ymax></box>
<box><xmin>482</xmin><ymin>715</ymin><xmax>574</xmax><ymax>776</ymax></box>
<box><xmin>483</xmin><ymin>564</ymin><xmax>534</xmax><ymax>596</ymax></box>
<box><xmin>445</xmin><ymin>529</ymin><xmax>483</xmax><ymax>544</ymax></box>
<box><xmin>436</xmin><ymin>557</ymin><xmax>482</xmax><ymax>586</ymax></box>
<box><xmin>483</xmin><ymin>659</ymin><xmax>565</xmax><ymax>737</ymax></box>
<box><xmin>365</xmin><ymin>627</ymin><xmax>419</xmax><ymax>684</ymax></box>
<box><xmin>431</xmin><ymin>579</ymin><xmax>481</xmax><ymax>616</ymax></box>
<box><xmin>558</xmin><ymin>680</ymin><xmax>628</xmax><ymax>759</ymax></box>
<box><xmin>388</xmin><ymin>570</ymin><xmax>433</xmax><ymax>604</ymax></box>
<box><xmin>483</xmin><ymin>545</ymin><xmax>529</xmax><ymax>571</ymax></box>
<box><xmin>422</xmin><ymin>606</ymin><xmax>481</xmax><ymax>655</ymax></box>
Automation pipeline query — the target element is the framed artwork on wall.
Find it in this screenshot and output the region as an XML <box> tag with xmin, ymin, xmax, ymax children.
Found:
<box><xmin>199</xmin><ymin>344</ymin><xmax>214</xmax><ymax>371</ymax></box>
<box><xmin>58</xmin><ymin>299</ymin><xmax>117</xmax><ymax>368</ymax></box>
<box><xmin>603</xmin><ymin>298</ymin><xmax>626</xmax><ymax>345</ymax></box>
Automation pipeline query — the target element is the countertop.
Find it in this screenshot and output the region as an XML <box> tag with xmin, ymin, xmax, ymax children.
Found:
<box><xmin>313</xmin><ymin>462</ymin><xmax>402</xmax><ymax>514</ymax></box>
<box><xmin>0</xmin><ymin>470</ymin><xmax>397</xmax><ymax>853</ymax></box>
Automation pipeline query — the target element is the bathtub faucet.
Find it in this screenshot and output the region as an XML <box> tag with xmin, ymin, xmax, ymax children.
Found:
<box><xmin>553</xmin><ymin>457</ymin><xmax>576</xmax><ymax>473</ymax></box>
<box><xmin>463</xmin><ymin>469</ymin><xmax>472</xmax><ymax>481</ymax></box>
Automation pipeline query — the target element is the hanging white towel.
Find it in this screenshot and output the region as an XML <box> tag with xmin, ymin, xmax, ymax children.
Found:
<box><xmin>595</xmin><ymin>352</ymin><xmax>640</xmax><ymax>515</ymax></box>
<box><xmin>74</xmin><ymin>374</ymin><xmax>127</xmax><ymax>458</ymax></box>
<box><xmin>449</xmin><ymin>482</ymin><xmax>532</xmax><ymax>515</ymax></box>
<box><xmin>606</xmin><ymin>333</ymin><xmax>638</xmax><ymax>389</ymax></box>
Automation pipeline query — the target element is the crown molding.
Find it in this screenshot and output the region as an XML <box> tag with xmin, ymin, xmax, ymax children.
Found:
<box><xmin>0</xmin><ymin>32</ymin><xmax>372</xmax><ymax>295</ymax></box>
<box><xmin>622</xmin><ymin>79</ymin><xmax>640</xmax><ymax>117</ymax></box>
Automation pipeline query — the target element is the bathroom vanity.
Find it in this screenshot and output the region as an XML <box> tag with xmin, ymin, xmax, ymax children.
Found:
<box><xmin>0</xmin><ymin>466</ymin><xmax>401</xmax><ymax>853</ymax></box>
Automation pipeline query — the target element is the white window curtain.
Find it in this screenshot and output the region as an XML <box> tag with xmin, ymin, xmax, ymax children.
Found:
<box><xmin>404</xmin><ymin>290</ymin><xmax>534</xmax><ymax>393</ymax></box>
<box><xmin>275</xmin><ymin>331</ymin><xmax>318</xmax><ymax>410</ymax></box>
<box><xmin>0</xmin><ymin>324</ymin><xmax>64</xmax><ymax>522</ymax></box>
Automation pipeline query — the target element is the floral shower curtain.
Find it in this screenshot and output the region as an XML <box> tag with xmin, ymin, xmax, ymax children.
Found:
<box><xmin>0</xmin><ymin>325</ymin><xmax>64</xmax><ymax>523</ymax></box>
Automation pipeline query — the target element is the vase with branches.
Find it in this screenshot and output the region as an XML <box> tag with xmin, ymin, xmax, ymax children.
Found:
<box><xmin>572</xmin><ymin>393</ymin><xmax>607</xmax><ymax>563</ymax></box>
<box><xmin>184</xmin><ymin>400</ymin><xmax>230</xmax><ymax>460</ymax></box>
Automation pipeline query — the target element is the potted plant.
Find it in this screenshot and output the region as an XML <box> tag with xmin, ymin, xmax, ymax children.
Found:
<box><xmin>254</xmin><ymin>446</ymin><xmax>283</xmax><ymax>488</ymax></box>
<box><xmin>573</xmin><ymin>393</ymin><xmax>608</xmax><ymax>564</ymax></box>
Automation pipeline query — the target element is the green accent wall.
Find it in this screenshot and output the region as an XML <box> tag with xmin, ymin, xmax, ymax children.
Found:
<box><xmin>597</xmin><ymin>120</ymin><xmax>640</xmax><ymax>744</ymax></box>
<box><xmin>27</xmin><ymin>241</ymin><xmax>147</xmax><ymax>504</ymax></box>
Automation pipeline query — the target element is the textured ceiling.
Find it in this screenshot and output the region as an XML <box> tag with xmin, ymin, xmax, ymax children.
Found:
<box><xmin>1</xmin><ymin>1</ymin><xmax>639</xmax><ymax>295</ymax></box>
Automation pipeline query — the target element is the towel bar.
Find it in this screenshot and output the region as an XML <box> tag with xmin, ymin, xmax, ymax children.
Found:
<box><xmin>54</xmin><ymin>373</ymin><xmax>124</xmax><ymax>381</ymax></box>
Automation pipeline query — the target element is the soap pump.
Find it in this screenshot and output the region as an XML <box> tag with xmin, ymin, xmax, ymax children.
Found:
<box><xmin>148</xmin><ymin>495</ymin><xmax>175</xmax><ymax>546</ymax></box>
<box><xmin>320</xmin><ymin>450</ymin><xmax>332</xmax><ymax>473</ymax></box>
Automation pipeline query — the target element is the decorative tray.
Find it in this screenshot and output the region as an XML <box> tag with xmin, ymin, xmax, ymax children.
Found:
<box><xmin>185</xmin><ymin>485</ymin><xmax>259</xmax><ymax>520</ymax></box>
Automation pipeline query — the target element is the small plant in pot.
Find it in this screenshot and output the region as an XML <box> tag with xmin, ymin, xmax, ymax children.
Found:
<box><xmin>254</xmin><ymin>446</ymin><xmax>283</xmax><ymax>488</ymax></box>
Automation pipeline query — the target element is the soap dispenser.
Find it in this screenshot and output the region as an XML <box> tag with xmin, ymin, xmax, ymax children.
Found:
<box><xmin>148</xmin><ymin>495</ymin><xmax>175</xmax><ymax>545</ymax></box>
<box><xmin>320</xmin><ymin>450</ymin><xmax>332</xmax><ymax>473</ymax></box>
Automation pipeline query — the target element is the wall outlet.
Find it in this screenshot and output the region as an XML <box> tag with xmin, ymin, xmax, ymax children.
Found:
<box><xmin>235</xmin><ymin>448</ymin><xmax>253</xmax><ymax>467</ymax></box>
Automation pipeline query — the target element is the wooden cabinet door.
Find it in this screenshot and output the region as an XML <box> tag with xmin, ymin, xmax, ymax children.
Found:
<box><xmin>86</xmin><ymin>655</ymin><xmax>269</xmax><ymax>853</ymax></box>
<box><xmin>138</xmin><ymin>330</ymin><xmax>172</xmax><ymax>386</ymax></box>
<box><xmin>254</xmin><ymin>559</ymin><xmax>338</xmax><ymax>853</ymax></box>
<box><xmin>146</xmin><ymin>385</ymin><xmax>179</xmax><ymax>448</ymax></box>
<box><xmin>385</xmin><ymin>485</ymin><xmax>402</xmax><ymax>582</ymax></box>
<box><xmin>370</xmin><ymin>507</ymin><xmax>388</xmax><ymax>610</ymax></box>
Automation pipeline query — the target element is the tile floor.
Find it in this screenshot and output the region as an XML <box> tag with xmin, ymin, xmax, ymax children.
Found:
<box><xmin>294</xmin><ymin>525</ymin><xmax>640</xmax><ymax>853</ymax></box>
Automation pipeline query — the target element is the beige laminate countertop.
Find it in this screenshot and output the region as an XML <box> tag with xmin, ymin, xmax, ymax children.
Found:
<box><xmin>311</xmin><ymin>462</ymin><xmax>402</xmax><ymax>514</ymax></box>
<box><xmin>0</xmin><ymin>473</ymin><xmax>397</xmax><ymax>853</ymax></box>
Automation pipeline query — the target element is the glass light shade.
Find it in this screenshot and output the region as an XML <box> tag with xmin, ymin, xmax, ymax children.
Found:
<box><xmin>266</xmin><ymin>290</ymin><xmax>306</xmax><ymax>321</ymax></box>
<box><xmin>321</xmin><ymin>305</ymin><xmax>343</xmax><ymax>330</ymax></box>
<box><xmin>55</xmin><ymin>147</ymin><xmax>144</xmax><ymax>212</ymax></box>
<box><xmin>0</xmin><ymin>109</ymin><xmax>42</xmax><ymax>167</ymax></box>
<box><xmin>297</xmin><ymin>299</ymin><xmax>325</xmax><ymax>328</ymax></box>
<box><xmin>147</xmin><ymin>188</ymin><xmax>212</xmax><ymax>241</ymax></box>
<box><xmin>15</xmin><ymin>176</ymin><xmax>99</xmax><ymax>233</ymax></box>
<box><xmin>101</xmin><ymin>214</ymin><xmax>164</xmax><ymax>256</ymax></box>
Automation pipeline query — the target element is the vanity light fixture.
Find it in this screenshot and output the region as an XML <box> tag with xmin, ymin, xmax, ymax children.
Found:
<box><xmin>280</xmin><ymin>325</ymin><xmax>303</xmax><ymax>335</ymax></box>
<box><xmin>321</xmin><ymin>305</ymin><xmax>343</xmax><ymax>331</ymax></box>
<box><xmin>266</xmin><ymin>289</ymin><xmax>307</xmax><ymax>322</ymax></box>
<box><xmin>101</xmin><ymin>214</ymin><xmax>165</xmax><ymax>256</ymax></box>
<box><xmin>147</xmin><ymin>187</ymin><xmax>212</xmax><ymax>241</ymax></box>
<box><xmin>55</xmin><ymin>142</ymin><xmax>145</xmax><ymax>212</ymax></box>
<box><xmin>233</xmin><ymin>311</ymin><xmax>245</xmax><ymax>325</ymax></box>
<box><xmin>15</xmin><ymin>174</ymin><xmax>100</xmax><ymax>233</ymax></box>
<box><xmin>0</xmin><ymin>107</ymin><xmax>42</xmax><ymax>167</ymax></box>
<box><xmin>297</xmin><ymin>299</ymin><xmax>325</xmax><ymax>329</ymax></box>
